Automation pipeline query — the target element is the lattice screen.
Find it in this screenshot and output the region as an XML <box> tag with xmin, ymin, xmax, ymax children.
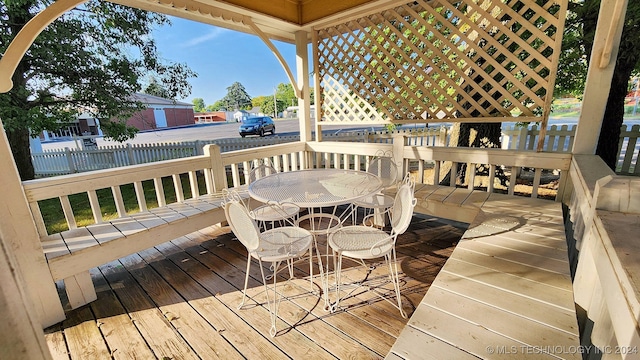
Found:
<box><xmin>314</xmin><ymin>0</ymin><xmax>567</xmax><ymax>124</ymax></box>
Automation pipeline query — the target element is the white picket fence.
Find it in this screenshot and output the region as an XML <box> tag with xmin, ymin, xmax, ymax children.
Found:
<box><xmin>31</xmin><ymin>124</ymin><xmax>640</xmax><ymax>176</ymax></box>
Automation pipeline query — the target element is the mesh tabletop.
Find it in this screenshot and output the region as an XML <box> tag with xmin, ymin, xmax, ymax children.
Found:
<box><xmin>249</xmin><ymin>169</ymin><xmax>383</xmax><ymax>208</ymax></box>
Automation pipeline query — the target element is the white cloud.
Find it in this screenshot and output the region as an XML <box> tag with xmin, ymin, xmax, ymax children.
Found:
<box><xmin>183</xmin><ymin>28</ymin><xmax>230</xmax><ymax>47</ymax></box>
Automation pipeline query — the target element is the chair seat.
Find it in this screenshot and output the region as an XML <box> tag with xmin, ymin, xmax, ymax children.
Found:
<box><xmin>252</xmin><ymin>226</ymin><xmax>313</xmax><ymax>263</ymax></box>
<box><xmin>252</xmin><ymin>203</ymin><xmax>300</xmax><ymax>222</ymax></box>
<box><xmin>353</xmin><ymin>193</ymin><xmax>394</xmax><ymax>209</ymax></box>
<box><xmin>328</xmin><ymin>225</ymin><xmax>393</xmax><ymax>260</ymax></box>
<box><xmin>296</xmin><ymin>213</ymin><xmax>342</xmax><ymax>235</ymax></box>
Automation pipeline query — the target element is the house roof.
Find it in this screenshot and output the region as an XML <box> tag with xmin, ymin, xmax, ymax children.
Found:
<box><xmin>131</xmin><ymin>93</ymin><xmax>193</xmax><ymax>107</ymax></box>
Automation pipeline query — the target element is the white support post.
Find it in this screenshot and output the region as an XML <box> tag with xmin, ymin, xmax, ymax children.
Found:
<box><xmin>204</xmin><ymin>144</ymin><xmax>227</xmax><ymax>192</ymax></box>
<box><xmin>296</xmin><ymin>30</ymin><xmax>313</xmax><ymax>143</ymax></box>
<box><xmin>572</xmin><ymin>0</ymin><xmax>629</xmax><ymax>154</ymax></box>
<box><xmin>0</xmin><ymin>233</ymin><xmax>53</xmax><ymax>359</ymax></box>
<box><xmin>0</xmin><ymin>118</ymin><xmax>65</xmax><ymax>328</ymax></box>
<box><xmin>392</xmin><ymin>134</ymin><xmax>405</xmax><ymax>176</ymax></box>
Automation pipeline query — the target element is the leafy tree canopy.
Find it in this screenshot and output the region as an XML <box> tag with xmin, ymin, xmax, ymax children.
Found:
<box><xmin>143</xmin><ymin>76</ymin><xmax>171</xmax><ymax>99</ymax></box>
<box><xmin>252</xmin><ymin>95</ymin><xmax>277</xmax><ymax>117</ymax></box>
<box><xmin>206</xmin><ymin>100</ymin><xmax>226</xmax><ymax>112</ymax></box>
<box><xmin>556</xmin><ymin>0</ymin><xmax>640</xmax><ymax>169</ymax></box>
<box><xmin>276</xmin><ymin>83</ymin><xmax>296</xmax><ymax>109</ymax></box>
<box><xmin>192</xmin><ymin>98</ymin><xmax>206</xmax><ymax>112</ymax></box>
<box><xmin>0</xmin><ymin>0</ymin><xmax>196</xmax><ymax>179</ymax></box>
<box><xmin>220</xmin><ymin>82</ymin><xmax>252</xmax><ymax>110</ymax></box>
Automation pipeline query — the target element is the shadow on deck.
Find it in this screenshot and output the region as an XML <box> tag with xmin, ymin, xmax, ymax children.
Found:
<box><xmin>44</xmin><ymin>214</ymin><xmax>465</xmax><ymax>359</ymax></box>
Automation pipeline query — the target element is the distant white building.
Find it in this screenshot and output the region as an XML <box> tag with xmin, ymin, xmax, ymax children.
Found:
<box><xmin>284</xmin><ymin>105</ymin><xmax>316</xmax><ymax>119</ymax></box>
<box><xmin>233</xmin><ymin>110</ymin><xmax>250</xmax><ymax>122</ymax></box>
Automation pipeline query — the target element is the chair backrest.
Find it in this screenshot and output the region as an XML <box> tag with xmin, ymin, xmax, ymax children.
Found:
<box><xmin>249</xmin><ymin>162</ymin><xmax>278</xmax><ymax>184</ymax></box>
<box><xmin>224</xmin><ymin>198</ymin><xmax>261</xmax><ymax>252</ymax></box>
<box><xmin>390</xmin><ymin>174</ymin><xmax>417</xmax><ymax>235</ymax></box>
<box><xmin>367</xmin><ymin>156</ymin><xmax>399</xmax><ymax>188</ymax></box>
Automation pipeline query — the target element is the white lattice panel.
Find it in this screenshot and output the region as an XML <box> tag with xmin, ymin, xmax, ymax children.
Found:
<box><xmin>314</xmin><ymin>0</ymin><xmax>568</xmax><ymax>124</ymax></box>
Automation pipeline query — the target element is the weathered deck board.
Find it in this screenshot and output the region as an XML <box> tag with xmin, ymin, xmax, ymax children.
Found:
<box><xmin>118</xmin><ymin>253</ymin><xmax>244</xmax><ymax>359</ymax></box>
<box><xmin>388</xmin><ymin>188</ymin><xmax>580</xmax><ymax>360</ymax></box>
<box><xmin>99</xmin><ymin>261</ymin><xmax>200</xmax><ymax>360</ymax></box>
<box><xmin>45</xmin><ymin>213</ymin><xmax>463</xmax><ymax>359</ymax></box>
<box><xmin>88</xmin><ymin>267</ymin><xmax>156</xmax><ymax>360</ymax></box>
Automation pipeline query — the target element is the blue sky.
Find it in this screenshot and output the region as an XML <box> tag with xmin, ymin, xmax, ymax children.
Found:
<box><xmin>152</xmin><ymin>16</ymin><xmax>300</xmax><ymax>106</ymax></box>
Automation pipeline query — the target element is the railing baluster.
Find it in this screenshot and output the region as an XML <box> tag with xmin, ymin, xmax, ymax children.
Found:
<box><xmin>172</xmin><ymin>174</ymin><xmax>184</xmax><ymax>203</ymax></box>
<box><xmin>133</xmin><ymin>181</ymin><xmax>147</xmax><ymax>212</ymax></box>
<box><xmin>60</xmin><ymin>195</ymin><xmax>77</xmax><ymax>230</ymax></box>
<box><xmin>111</xmin><ymin>186</ymin><xmax>126</xmax><ymax>217</ymax></box>
<box><xmin>532</xmin><ymin>168</ymin><xmax>542</xmax><ymax>198</ymax></box>
<box><xmin>153</xmin><ymin>178</ymin><xmax>166</xmax><ymax>207</ymax></box>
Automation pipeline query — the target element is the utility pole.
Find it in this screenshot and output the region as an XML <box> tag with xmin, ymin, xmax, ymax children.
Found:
<box><xmin>273</xmin><ymin>88</ymin><xmax>277</xmax><ymax>118</ymax></box>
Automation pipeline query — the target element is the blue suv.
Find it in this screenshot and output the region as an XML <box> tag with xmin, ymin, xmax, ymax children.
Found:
<box><xmin>239</xmin><ymin>116</ymin><xmax>276</xmax><ymax>137</ymax></box>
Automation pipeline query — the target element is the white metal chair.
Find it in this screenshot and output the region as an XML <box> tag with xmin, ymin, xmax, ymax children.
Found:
<box><xmin>223</xmin><ymin>191</ymin><xmax>314</xmax><ymax>337</ymax></box>
<box><xmin>351</xmin><ymin>153</ymin><xmax>400</xmax><ymax>226</ymax></box>
<box><xmin>248</xmin><ymin>161</ymin><xmax>300</xmax><ymax>230</ymax></box>
<box><xmin>328</xmin><ymin>173</ymin><xmax>416</xmax><ymax>317</ymax></box>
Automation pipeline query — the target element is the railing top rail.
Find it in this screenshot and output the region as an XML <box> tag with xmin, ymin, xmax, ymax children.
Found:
<box><xmin>23</xmin><ymin>154</ymin><xmax>212</xmax><ymax>201</ymax></box>
<box><xmin>221</xmin><ymin>141</ymin><xmax>306</xmax><ymax>166</ymax></box>
<box><xmin>404</xmin><ymin>146</ymin><xmax>572</xmax><ymax>170</ymax></box>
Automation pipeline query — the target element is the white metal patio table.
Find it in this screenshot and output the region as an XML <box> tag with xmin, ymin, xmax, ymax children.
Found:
<box><xmin>248</xmin><ymin>168</ymin><xmax>383</xmax><ymax>209</ymax></box>
<box><xmin>248</xmin><ymin>168</ymin><xmax>383</xmax><ymax>309</ymax></box>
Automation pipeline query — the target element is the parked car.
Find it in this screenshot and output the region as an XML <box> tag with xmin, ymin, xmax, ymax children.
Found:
<box><xmin>238</xmin><ymin>116</ymin><xmax>276</xmax><ymax>137</ymax></box>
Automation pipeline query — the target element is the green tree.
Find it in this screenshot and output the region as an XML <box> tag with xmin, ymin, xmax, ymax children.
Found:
<box><xmin>557</xmin><ymin>0</ymin><xmax>640</xmax><ymax>170</ymax></box>
<box><xmin>192</xmin><ymin>98</ymin><xmax>206</xmax><ymax>112</ymax></box>
<box><xmin>252</xmin><ymin>95</ymin><xmax>273</xmax><ymax>115</ymax></box>
<box><xmin>221</xmin><ymin>82</ymin><xmax>252</xmax><ymax>110</ymax></box>
<box><xmin>276</xmin><ymin>83</ymin><xmax>296</xmax><ymax>109</ymax></box>
<box><xmin>143</xmin><ymin>76</ymin><xmax>171</xmax><ymax>99</ymax></box>
<box><xmin>206</xmin><ymin>99</ymin><xmax>227</xmax><ymax>111</ymax></box>
<box><xmin>0</xmin><ymin>0</ymin><xmax>196</xmax><ymax>180</ymax></box>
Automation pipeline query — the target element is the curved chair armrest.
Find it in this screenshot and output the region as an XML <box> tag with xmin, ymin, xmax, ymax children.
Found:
<box><xmin>369</xmin><ymin>233</ymin><xmax>395</xmax><ymax>257</ymax></box>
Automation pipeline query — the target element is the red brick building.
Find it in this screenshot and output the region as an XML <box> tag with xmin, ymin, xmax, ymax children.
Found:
<box><xmin>194</xmin><ymin>111</ymin><xmax>227</xmax><ymax>123</ymax></box>
<box><xmin>125</xmin><ymin>93</ymin><xmax>195</xmax><ymax>131</ymax></box>
<box><xmin>40</xmin><ymin>93</ymin><xmax>195</xmax><ymax>141</ymax></box>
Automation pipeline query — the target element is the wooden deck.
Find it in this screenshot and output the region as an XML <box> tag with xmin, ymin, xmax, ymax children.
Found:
<box><xmin>388</xmin><ymin>187</ymin><xmax>580</xmax><ymax>360</ymax></box>
<box><xmin>44</xmin><ymin>213</ymin><xmax>465</xmax><ymax>359</ymax></box>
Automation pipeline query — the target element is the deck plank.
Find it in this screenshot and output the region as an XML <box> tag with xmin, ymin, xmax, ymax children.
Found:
<box><xmin>98</xmin><ymin>260</ymin><xmax>200</xmax><ymax>360</ymax></box>
<box><xmin>402</xmin><ymin>302</ymin><xmax>554</xmax><ymax>359</ymax></box>
<box><xmin>201</xmin><ymin>235</ymin><xmax>383</xmax><ymax>358</ymax></box>
<box><xmin>43</xmin><ymin>324</ymin><xmax>69</xmax><ymax>360</ymax></box>
<box><xmin>45</xmin><ymin>214</ymin><xmax>465</xmax><ymax>359</ymax></box>
<box><xmin>450</xmin><ymin>247</ymin><xmax>573</xmax><ymax>291</ymax></box>
<box><xmin>118</xmin><ymin>253</ymin><xmax>244</xmax><ymax>359</ymax></box>
<box><xmin>421</xmin><ymin>287</ymin><xmax>579</xmax><ymax>357</ymax></box>
<box><xmin>61</xmin><ymin>306</ymin><xmax>111</xmax><ymax>359</ymax></box>
<box><xmin>88</xmin><ymin>268</ymin><xmax>156</xmax><ymax>360</ymax></box>
<box><xmin>388</xmin><ymin>192</ymin><xmax>579</xmax><ymax>360</ymax></box>
<box><xmin>155</xmin><ymin>240</ymin><xmax>294</xmax><ymax>359</ymax></box>
<box><xmin>440</xmin><ymin>258</ymin><xmax>574</xmax><ymax>309</ymax></box>
<box><xmin>433</xmin><ymin>271</ymin><xmax>578</xmax><ymax>334</ymax></box>
<box><xmin>170</xmin><ymin>232</ymin><xmax>344</xmax><ymax>359</ymax></box>
<box><xmin>388</xmin><ymin>325</ymin><xmax>479</xmax><ymax>360</ymax></box>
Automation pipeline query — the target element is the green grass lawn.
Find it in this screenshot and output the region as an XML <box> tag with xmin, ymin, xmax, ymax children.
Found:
<box><xmin>40</xmin><ymin>173</ymin><xmax>209</xmax><ymax>234</ymax></box>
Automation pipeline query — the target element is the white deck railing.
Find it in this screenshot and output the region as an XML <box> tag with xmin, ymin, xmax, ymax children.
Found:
<box><xmin>22</xmin><ymin>137</ymin><xmax>640</xmax><ymax>354</ymax></box>
<box><xmin>566</xmin><ymin>155</ymin><xmax>640</xmax><ymax>355</ymax></box>
<box><xmin>25</xmin><ymin>137</ymin><xmax>571</xmax><ymax>237</ymax></box>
